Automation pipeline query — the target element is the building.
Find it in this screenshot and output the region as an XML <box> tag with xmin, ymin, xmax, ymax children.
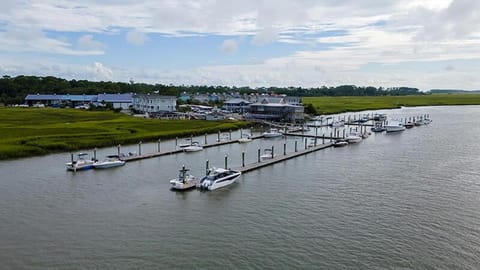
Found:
<box><xmin>223</xmin><ymin>98</ymin><xmax>251</xmax><ymax>113</ymax></box>
<box><xmin>97</xmin><ymin>93</ymin><xmax>132</xmax><ymax>110</ymax></box>
<box><xmin>132</xmin><ymin>94</ymin><xmax>176</xmax><ymax>113</ymax></box>
<box><xmin>25</xmin><ymin>94</ymin><xmax>97</xmax><ymax>107</ymax></box>
<box><xmin>247</xmin><ymin>96</ymin><xmax>304</xmax><ymax>123</ymax></box>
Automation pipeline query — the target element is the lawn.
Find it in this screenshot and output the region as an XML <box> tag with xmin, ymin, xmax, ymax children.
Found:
<box><xmin>0</xmin><ymin>108</ymin><xmax>251</xmax><ymax>160</ymax></box>
<box><xmin>302</xmin><ymin>94</ymin><xmax>480</xmax><ymax>114</ymax></box>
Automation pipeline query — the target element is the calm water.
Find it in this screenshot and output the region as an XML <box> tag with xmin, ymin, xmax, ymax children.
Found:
<box><xmin>1</xmin><ymin>106</ymin><xmax>480</xmax><ymax>269</ymax></box>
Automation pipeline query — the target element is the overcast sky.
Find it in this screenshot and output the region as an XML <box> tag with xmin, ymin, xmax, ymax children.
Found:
<box><xmin>1</xmin><ymin>0</ymin><xmax>479</xmax><ymax>90</ymax></box>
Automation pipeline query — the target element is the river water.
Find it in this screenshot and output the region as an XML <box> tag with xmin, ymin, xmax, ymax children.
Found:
<box><xmin>1</xmin><ymin>106</ymin><xmax>479</xmax><ymax>269</ymax></box>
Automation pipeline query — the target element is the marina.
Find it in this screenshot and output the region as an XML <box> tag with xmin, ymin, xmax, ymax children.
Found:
<box><xmin>1</xmin><ymin>106</ymin><xmax>480</xmax><ymax>269</ymax></box>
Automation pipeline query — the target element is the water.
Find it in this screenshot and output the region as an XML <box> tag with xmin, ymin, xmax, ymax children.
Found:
<box><xmin>1</xmin><ymin>106</ymin><xmax>480</xmax><ymax>269</ymax></box>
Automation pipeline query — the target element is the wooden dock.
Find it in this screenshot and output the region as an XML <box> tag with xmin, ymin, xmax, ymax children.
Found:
<box><xmin>121</xmin><ymin>135</ymin><xmax>264</xmax><ymax>162</ymax></box>
<box><xmin>234</xmin><ymin>143</ymin><xmax>333</xmax><ymax>173</ymax></box>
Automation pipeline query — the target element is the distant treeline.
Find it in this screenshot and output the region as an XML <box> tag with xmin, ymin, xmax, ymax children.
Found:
<box><xmin>0</xmin><ymin>75</ymin><xmax>422</xmax><ymax>104</ymax></box>
<box><xmin>430</xmin><ymin>89</ymin><xmax>480</xmax><ymax>94</ymax></box>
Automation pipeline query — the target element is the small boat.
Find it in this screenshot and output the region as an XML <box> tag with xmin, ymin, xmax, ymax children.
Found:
<box><xmin>263</xmin><ymin>128</ymin><xmax>283</xmax><ymax>138</ymax></box>
<box><xmin>217</xmin><ymin>133</ymin><xmax>230</xmax><ymax>142</ymax></box>
<box><xmin>405</xmin><ymin>121</ymin><xmax>415</xmax><ymax>129</ymax></box>
<box><xmin>238</xmin><ymin>134</ymin><xmax>252</xmax><ymax>143</ymax></box>
<box><xmin>198</xmin><ymin>167</ymin><xmax>242</xmax><ymax>190</ymax></box>
<box><xmin>333</xmin><ymin>139</ymin><xmax>349</xmax><ymax>147</ymax></box>
<box><xmin>385</xmin><ymin>121</ymin><xmax>406</xmax><ymax>132</ymax></box>
<box><xmin>65</xmin><ymin>153</ymin><xmax>95</xmax><ymax>171</ymax></box>
<box><xmin>414</xmin><ymin>119</ymin><xmax>424</xmax><ymax>126</ymax></box>
<box><xmin>373</xmin><ymin>113</ymin><xmax>387</xmax><ymax>121</ymax></box>
<box><xmin>424</xmin><ymin>118</ymin><xmax>432</xmax><ymax>125</ymax></box>
<box><xmin>177</xmin><ymin>140</ymin><xmax>192</xmax><ymax>148</ymax></box>
<box><xmin>170</xmin><ymin>165</ymin><xmax>199</xmax><ymax>190</ymax></box>
<box><xmin>371</xmin><ymin>122</ymin><xmax>386</xmax><ymax>132</ymax></box>
<box><xmin>345</xmin><ymin>134</ymin><xmax>362</xmax><ymax>143</ymax></box>
<box><xmin>260</xmin><ymin>148</ymin><xmax>274</xmax><ymax>160</ymax></box>
<box><xmin>183</xmin><ymin>142</ymin><xmax>203</xmax><ymax>152</ymax></box>
<box><xmin>93</xmin><ymin>155</ymin><xmax>125</xmax><ymax>169</ymax></box>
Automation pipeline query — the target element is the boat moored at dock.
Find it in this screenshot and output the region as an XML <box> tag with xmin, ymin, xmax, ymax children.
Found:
<box><xmin>170</xmin><ymin>165</ymin><xmax>199</xmax><ymax>190</ymax></box>
<box><xmin>198</xmin><ymin>168</ymin><xmax>241</xmax><ymax>190</ymax></box>
<box><xmin>263</xmin><ymin>128</ymin><xmax>283</xmax><ymax>138</ymax></box>
<box><xmin>66</xmin><ymin>153</ymin><xmax>95</xmax><ymax>172</ymax></box>
<box><xmin>385</xmin><ymin>121</ymin><xmax>406</xmax><ymax>133</ymax></box>
<box><xmin>93</xmin><ymin>155</ymin><xmax>125</xmax><ymax>169</ymax></box>
<box><xmin>183</xmin><ymin>142</ymin><xmax>203</xmax><ymax>152</ymax></box>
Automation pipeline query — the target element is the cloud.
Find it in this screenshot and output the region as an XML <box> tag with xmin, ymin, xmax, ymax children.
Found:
<box><xmin>221</xmin><ymin>39</ymin><xmax>238</xmax><ymax>54</ymax></box>
<box><xmin>251</xmin><ymin>27</ymin><xmax>278</xmax><ymax>45</ymax></box>
<box><xmin>92</xmin><ymin>62</ymin><xmax>113</xmax><ymax>80</ymax></box>
<box><xmin>77</xmin><ymin>35</ymin><xmax>105</xmax><ymax>51</ymax></box>
<box><xmin>126</xmin><ymin>29</ymin><xmax>148</xmax><ymax>45</ymax></box>
<box><xmin>445</xmin><ymin>65</ymin><xmax>454</xmax><ymax>71</ymax></box>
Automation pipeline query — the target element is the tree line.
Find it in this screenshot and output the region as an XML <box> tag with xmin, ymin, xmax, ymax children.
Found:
<box><xmin>0</xmin><ymin>75</ymin><xmax>423</xmax><ymax>105</ymax></box>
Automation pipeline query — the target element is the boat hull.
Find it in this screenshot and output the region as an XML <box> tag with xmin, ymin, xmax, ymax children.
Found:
<box><xmin>93</xmin><ymin>161</ymin><xmax>125</xmax><ymax>169</ymax></box>
<box><xmin>386</xmin><ymin>126</ymin><xmax>406</xmax><ymax>132</ymax></box>
<box><xmin>208</xmin><ymin>173</ymin><xmax>241</xmax><ymax>190</ymax></box>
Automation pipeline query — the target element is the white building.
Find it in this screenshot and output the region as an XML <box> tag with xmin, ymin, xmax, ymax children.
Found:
<box><xmin>132</xmin><ymin>94</ymin><xmax>177</xmax><ymax>113</ymax></box>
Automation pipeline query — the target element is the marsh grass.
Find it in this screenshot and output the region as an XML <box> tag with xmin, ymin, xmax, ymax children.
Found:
<box><xmin>303</xmin><ymin>94</ymin><xmax>480</xmax><ymax>114</ymax></box>
<box><xmin>0</xmin><ymin>108</ymin><xmax>251</xmax><ymax>159</ymax></box>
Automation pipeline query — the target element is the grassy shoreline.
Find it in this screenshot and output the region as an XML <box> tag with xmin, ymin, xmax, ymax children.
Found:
<box><xmin>303</xmin><ymin>94</ymin><xmax>480</xmax><ymax>114</ymax></box>
<box><xmin>0</xmin><ymin>108</ymin><xmax>252</xmax><ymax>160</ymax></box>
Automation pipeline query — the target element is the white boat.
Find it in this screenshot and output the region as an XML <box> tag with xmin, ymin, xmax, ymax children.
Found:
<box><xmin>65</xmin><ymin>153</ymin><xmax>95</xmax><ymax>171</ymax></box>
<box><xmin>260</xmin><ymin>148</ymin><xmax>274</xmax><ymax>160</ymax></box>
<box><xmin>424</xmin><ymin>118</ymin><xmax>432</xmax><ymax>125</ymax></box>
<box><xmin>198</xmin><ymin>168</ymin><xmax>241</xmax><ymax>190</ymax></box>
<box><xmin>93</xmin><ymin>155</ymin><xmax>125</xmax><ymax>169</ymax></box>
<box><xmin>345</xmin><ymin>134</ymin><xmax>362</xmax><ymax>143</ymax></box>
<box><xmin>415</xmin><ymin>119</ymin><xmax>424</xmax><ymax>126</ymax></box>
<box><xmin>170</xmin><ymin>166</ymin><xmax>199</xmax><ymax>190</ymax></box>
<box><xmin>238</xmin><ymin>134</ymin><xmax>252</xmax><ymax>143</ymax></box>
<box><xmin>333</xmin><ymin>139</ymin><xmax>349</xmax><ymax>147</ymax></box>
<box><xmin>263</xmin><ymin>128</ymin><xmax>283</xmax><ymax>138</ymax></box>
<box><xmin>177</xmin><ymin>139</ymin><xmax>193</xmax><ymax>148</ymax></box>
<box><xmin>405</xmin><ymin>122</ymin><xmax>415</xmax><ymax>129</ymax></box>
<box><xmin>183</xmin><ymin>142</ymin><xmax>203</xmax><ymax>152</ymax></box>
<box><xmin>307</xmin><ymin>138</ymin><xmax>316</xmax><ymax>148</ymax></box>
<box><xmin>385</xmin><ymin>121</ymin><xmax>406</xmax><ymax>132</ymax></box>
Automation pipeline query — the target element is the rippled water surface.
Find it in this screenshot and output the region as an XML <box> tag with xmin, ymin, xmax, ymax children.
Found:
<box><xmin>1</xmin><ymin>106</ymin><xmax>480</xmax><ymax>269</ymax></box>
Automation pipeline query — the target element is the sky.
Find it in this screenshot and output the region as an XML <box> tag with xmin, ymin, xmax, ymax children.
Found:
<box><xmin>1</xmin><ymin>0</ymin><xmax>480</xmax><ymax>91</ymax></box>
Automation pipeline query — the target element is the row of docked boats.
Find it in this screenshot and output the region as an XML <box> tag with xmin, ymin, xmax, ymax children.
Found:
<box><xmin>170</xmin><ymin>166</ymin><xmax>242</xmax><ymax>191</ymax></box>
<box><xmin>371</xmin><ymin>116</ymin><xmax>432</xmax><ymax>133</ymax></box>
<box><xmin>65</xmin><ymin>153</ymin><xmax>125</xmax><ymax>171</ymax></box>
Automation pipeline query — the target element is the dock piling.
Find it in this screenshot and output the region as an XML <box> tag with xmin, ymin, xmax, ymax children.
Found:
<box><xmin>70</xmin><ymin>153</ymin><xmax>74</xmax><ymax>164</ymax></box>
<box><xmin>93</xmin><ymin>148</ymin><xmax>97</xmax><ymax>160</ymax></box>
<box><xmin>117</xmin><ymin>144</ymin><xmax>121</xmax><ymax>156</ymax></box>
<box><xmin>258</xmin><ymin>148</ymin><xmax>261</xmax><ymax>163</ymax></box>
<box><xmin>204</xmin><ymin>133</ymin><xmax>207</xmax><ymax>145</ymax></box>
<box><xmin>283</xmin><ymin>143</ymin><xmax>286</xmax><ymax>155</ymax></box>
<box><xmin>138</xmin><ymin>141</ymin><xmax>142</xmax><ymax>155</ymax></box>
<box><xmin>242</xmin><ymin>151</ymin><xmax>245</xmax><ymax>167</ymax></box>
<box><xmin>295</xmin><ymin>141</ymin><xmax>298</xmax><ymax>152</ymax></box>
<box><xmin>206</xmin><ymin>160</ymin><xmax>209</xmax><ymax>175</ymax></box>
<box><xmin>175</xmin><ymin>137</ymin><xmax>178</xmax><ymax>146</ymax></box>
<box><xmin>157</xmin><ymin>139</ymin><xmax>161</xmax><ymax>152</ymax></box>
<box><xmin>271</xmin><ymin>145</ymin><xmax>275</xmax><ymax>158</ymax></box>
<box><xmin>224</xmin><ymin>155</ymin><xmax>228</xmax><ymax>169</ymax></box>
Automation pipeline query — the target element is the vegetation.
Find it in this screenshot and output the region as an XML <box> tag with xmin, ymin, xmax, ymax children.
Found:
<box><xmin>0</xmin><ymin>108</ymin><xmax>251</xmax><ymax>160</ymax></box>
<box><xmin>0</xmin><ymin>75</ymin><xmax>422</xmax><ymax>105</ymax></box>
<box><xmin>303</xmin><ymin>94</ymin><xmax>480</xmax><ymax>114</ymax></box>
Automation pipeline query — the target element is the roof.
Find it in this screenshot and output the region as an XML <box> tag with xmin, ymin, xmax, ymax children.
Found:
<box><xmin>133</xmin><ymin>94</ymin><xmax>176</xmax><ymax>99</ymax></box>
<box><xmin>25</xmin><ymin>94</ymin><xmax>97</xmax><ymax>102</ymax></box>
<box><xmin>224</xmin><ymin>98</ymin><xmax>251</xmax><ymax>105</ymax></box>
<box><xmin>97</xmin><ymin>93</ymin><xmax>132</xmax><ymax>103</ymax></box>
<box><xmin>25</xmin><ymin>94</ymin><xmax>61</xmax><ymax>100</ymax></box>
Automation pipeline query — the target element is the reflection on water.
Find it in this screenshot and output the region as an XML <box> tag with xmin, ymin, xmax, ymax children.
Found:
<box><xmin>1</xmin><ymin>106</ymin><xmax>480</xmax><ymax>269</ymax></box>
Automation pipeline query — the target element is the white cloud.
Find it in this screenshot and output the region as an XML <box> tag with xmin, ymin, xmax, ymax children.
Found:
<box><xmin>126</xmin><ymin>29</ymin><xmax>148</xmax><ymax>45</ymax></box>
<box><xmin>221</xmin><ymin>39</ymin><xmax>238</xmax><ymax>54</ymax></box>
<box><xmin>251</xmin><ymin>27</ymin><xmax>278</xmax><ymax>45</ymax></box>
<box><xmin>77</xmin><ymin>35</ymin><xmax>105</xmax><ymax>51</ymax></box>
<box><xmin>92</xmin><ymin>62</ymin><xmax>113</xmax><ymax>80</ymax></box>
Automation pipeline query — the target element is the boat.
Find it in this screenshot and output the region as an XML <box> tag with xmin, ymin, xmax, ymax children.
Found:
<box><xmin>385</xmin><ymin>120</ymin><xmax>406</xmax><ymax>132</ymax></box>
<box><xmin>424</xmin><ymin>118</ymin><xmax>432</xmax><ymax>125</ymax></box>
<box><xmin>307</xmin><ymin>138</ymin><xmax>316</xmax><ymax>148</ymax></box>
<box><xmin>405</xmin><ymin>121</ymin><xmax>415</xmax><ymax>129</ymax></box>
<box><xmin>414</xmin><ymin>119</ymin><xmax>424</xmax><ymax>126</ymax></box>
<box><xmin>371</xmin><ymin>122</ymin><xmax>386</xmax><ymax>132</ymax></box>
<box><xmin>260</xmin><ymin>148</ymin><xmax>274</xmax><ymax>160</ymax></box>
<box><xmin>345</xmin><ymin>133</ymin><xmax>362</xmax><ymax>143</ymax></box>
<box><xmin>217</xmin><ymin>133</ymin><xmax>230</xmax><ymax>142</ymax></box>
<box><xmin>93</xmin><ymin>155</ymin><xmax>125</xmax><ymax>169</ymax></box>
<box><xmin>238</xmin><ymin>134</ymin><xmax>252</xmax><ymax>143</ymax></box>
<box><xmin>198</xmin><ymin>167</ymin><xmax>242</xmax><ymax>190</ymax></box>
<box><xmin>373</xmin><ymin>113</ymin><xmax>387</xmax><ymax>121</ymax></box>
<box><xmin>170</xmin><ymin>165</ymin><xmax>199</xmax><ymax>190</ymax></box>
<box><xmin>177</xmin><ymin>140</ymin><xmax>192</xmax><ymax>148</ymax></box>
<box><xmin>333</xmin><ymin>139</ymin><xmax>349</xmax><ymax>147</ymax></box>
<box><xmin>183</xmin><ymin>142</ymin><xmax>203</xmax><ymax>152</ymax></box>
<box><xmin>263</xmin><ymin>128</ymin><xmax>283</xmax><ymax>138</ymax></box>
<box><xmin>65</xmin><ymin>153</ymin><xmax>95</xmax><ymax>171</ymax></box>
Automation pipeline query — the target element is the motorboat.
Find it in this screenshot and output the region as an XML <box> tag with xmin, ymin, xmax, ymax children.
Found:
<box><xmin>177</xmin><ymin>139</ymin><xmax>193</xmax><ymax>148</ymax></box>
<box><xmin>65</xmin><ymin>153</ymin><xmax>95</xmax><ymax>171</ymax></box>
<box><xmin>345</xmin><ymin>133</ymin><xmax>362</xmax><ymax>143</ymax></box>
<box><xmin>263</xmin><ymin>128</ymin><xmax>283</xmax><ymax>138</ymax></box>
<box><xmin>217</xmin><ymin>133</ymin><xmax>230</xmax><ymax>142</ymax></box>
<box><xmin>405</xmin><ymin>121</ymin><xmax>415</xmax><ymax>129</ymax></box>
<box><xmin>414</xmin><ymin>119</ymin><xmax>424</xmax><ymax>126</ymax></box>
<box><xmin>238</xmin><ymin>134</ymin><xmax>252</xmax><ymax>143</ymax></box>
<box><xmin>93</xmin><ymin>155</ymin><xmax>125</xmax><ymax>169</ymax></box>
<box><xmin>333</xmin><ymin>139</ymin><xmax>349</xmax><ymax>147</ymax></box>
<box><xmin>373</xmin><ymin>113</ymin><xmax>387</xmax><ymax>121</ymax></box>
<box><xmin>371</xmin><ymin>122</ymin><xmax>386</xmax><ymax>132</ymax></box>
<box><xmin>385</xmin><ymin>120</ymin><xmax>406</xmax><ymax>132</ymax></box>
<box><xmin>183</xmin><ymin>142</ymin><xmax>203</xmax><ymax>152</ymax></box>
<box><xmin>260</xmin><ymin>148</ymin><xmax>274</xmax><ymax>160</ymax></box>
<box><xmin>170</xmin><ymin>166</ymin><xmax>199</xmax><ymax>190</ymax></box>
<box><xmin>198</xmin><ymin>167</ymin><xmax>242</xmax><ymax>190</ymax></box>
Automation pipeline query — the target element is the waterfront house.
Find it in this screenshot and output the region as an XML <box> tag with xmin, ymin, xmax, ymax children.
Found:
<box><xmin>247</xmin><ymin>96</ymin><xmax>304</xmax><ymax>123</ymax></box>
<box><xmin>132</xmin><ymin>94</ymin><xmax>176</xmax><ymax>113</ymax></box>
<box><xmin>223</xmin><ymin>98</ymin><xmax>251</xmax><ymax>113</ymax></box>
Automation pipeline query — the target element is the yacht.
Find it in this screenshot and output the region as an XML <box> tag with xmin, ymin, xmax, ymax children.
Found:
<box><xmin>263</xmin><ymin>128</ymin><xmax>283</xmax><ymax>138</ymax></box>
<box><xmin>198</xmin><ymin>168</ymin><xmax>242</xmax><ymax>190</ymax></box>
<box><xmin>183</xmin><ymin>142</ymin><xmax>203</xmax><ymax>152</ymax></box>
<box><xmin>93</xmin><ymin>155</ymin><xmax>125</xmax><ymax>169</ymax></box>
<box><xmin>170</xmin><ymin>166</ymin><xmax>199</xmax><ymax>190</ymax></box>
<box><xmin>385</xmin><ymin>121</ymin><xmax>406</xmax><ymax>132</ymax></box>
<box><xmin>345</xmin><ymin>133</ymin><xmax>362</xmax><ymax>143</ymax></box>
<box><xmin>333</xmin><ymin>139</ymin><xmax>349</xmax><ymax>147</ymax></box>
<box><xmin>65</xmin><ymin>153</ymin><xmax>95</xmax><ymax>172</ymax></box>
